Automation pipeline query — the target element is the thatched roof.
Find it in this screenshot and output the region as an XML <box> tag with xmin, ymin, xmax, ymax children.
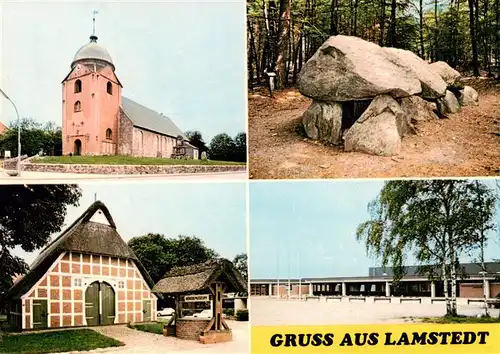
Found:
<box><xmin>8</xmin><ymin>201</ymin><xmax>154</xmax><ymax>298</ymax></box>
<box><xmin>153</xmin><ymin>258</ymin><xmax>247</xmax><ymax>295</ymax></box>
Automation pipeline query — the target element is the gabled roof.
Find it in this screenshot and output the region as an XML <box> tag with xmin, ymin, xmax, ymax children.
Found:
<box><xmin>121</xmin><ymin>97</ymin><xmax>185</xmax><ymax>139</ymax></box>
<box><xmin>153</xmin><ymin>258</ymin><xmax>247</xmax><ymax>295</ymax></box>
<box><xmin>8</xmin><ymin>201</ymin><xmax>154</xmax><ymax>299</ymax></box>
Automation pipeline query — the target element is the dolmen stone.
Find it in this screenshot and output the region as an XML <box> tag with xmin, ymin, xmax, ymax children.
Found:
<box><xmin>298</xmin><ymin>35</ymin><xmax>476</xmax><ymax>156</ymax></box>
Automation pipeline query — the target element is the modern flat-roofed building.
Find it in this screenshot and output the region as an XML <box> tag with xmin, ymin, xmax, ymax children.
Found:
<box><xmin>250</xmin><ymin>262</ymin><xmax>500</xmax><ymax>299</ymax></box>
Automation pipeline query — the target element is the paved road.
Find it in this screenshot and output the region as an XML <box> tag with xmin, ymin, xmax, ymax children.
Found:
<box><xmin>59</xmin><ymin>321</ymin><xmax>249</xmax><ymax>354</ymax></box>
<box><xmin>251</xmin><ymin>297</ymin><xmax>500</xmax><ymax>325</ymax></box>
<box><xmin>0</xmin><ymin>170</ymin><xmax>247</xmax><ymax>183</ymax></box>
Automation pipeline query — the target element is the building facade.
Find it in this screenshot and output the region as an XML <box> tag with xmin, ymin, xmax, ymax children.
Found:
<box><xmin>0</xmin><ymin>121</ymin><xmax>8</xmax><ymax>135</ymax></box>
<box><xmin>250</xmin><ymin>263</ymin><xmax>500</xmax><ymax>299</ymax></box>
<box><xmin>8</xmin><ymin>201</ymin><xmax>157</xmax><ymax>330</ymax></box>
<box><xmin>62</xmin><ymin>34</ymin><xmax>198</xmax><ymax>159</ymax></box>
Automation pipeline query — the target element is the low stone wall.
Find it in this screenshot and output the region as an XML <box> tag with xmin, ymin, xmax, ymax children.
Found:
<box><xmin>3</xmin><ymin>155</ymin><xmax>29</xmax><ymax>169</ymax></box>
<box><xmin>176</xmin><ymin>319</ymin><xmax>210</xmax><ymax>341</ymax></box>
<box><xmin>22</xmin><ymin>163</ymin><xmax>246</xmax><ymax>175</ymax></box>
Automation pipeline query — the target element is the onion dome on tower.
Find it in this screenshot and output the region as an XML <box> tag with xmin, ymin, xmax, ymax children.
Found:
<box><xmin>71</xmin><ymin>34</ymin><xmax>114</xmax><ymax>71</ymax></box>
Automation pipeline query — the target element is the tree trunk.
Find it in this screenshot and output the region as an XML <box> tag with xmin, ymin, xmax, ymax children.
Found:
<box><xmin>330</xmin><ymin>0</ymin><xmax>339</xmax><ymax>35</ymax></box>
<box><xmin>247</xmin><ymin>18</ymin><xmax>260</xmax><ymax>86</ymax></box>
<box><xmin>434</xmin><ymin>0</ymin><xmax>439</xmax><ymax>61</ymax></box>
<box><xmin>450</xmin><ymin>254</ymin><xmax>458</xmax><ymax>316</ymax></box>
<box><xmin>379</xmin><ymin>0</ymin><xmax>386</xmax><ymax>46</ymax></box>
<box><xmin>495</xmin><ymin>0</ymin><xmax>500</xmax><ymax>69</ymax></box>
<box><xmin>484</xmin><ymin>0</ymin><xmax>492</xmax><ymax>75</ymax></box>
<box><xmin>275</xmin><ymin>0</ymin><xmax>291</xmax><ymax>89</ymax></box>
<box><xmin>353</xmin><ymin>0</ymin><xmax>359</xmax><ymax>36</ymax></box>
<box><xmin>442</xmin><ymin>260</ymin><xmax>451</xmax><ymax>315</ymax></box>
<box><xmin>419</xmin><ymin>0</ymin><xmax>425</xmax><ymax>58</ymax></box>
<box><xmin>469</xmin><ymin>0</ymin><xmax>481</xmax><ymax>75</ymax></box>
<box><xmin>387</xmin><ymin>0</ymin><xmax>397</xmax><ymax>47</ymax></box>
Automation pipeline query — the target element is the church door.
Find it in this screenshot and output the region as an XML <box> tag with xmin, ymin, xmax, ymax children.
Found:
<box><xmin>74</xmin><ymin>139</ymin><xmax>82</xmax><ymax>156</ymax></box>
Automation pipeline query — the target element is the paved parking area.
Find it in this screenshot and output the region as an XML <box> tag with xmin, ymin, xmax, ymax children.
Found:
<box><xmin>250</xmin><ymin>297</ymin><xmax>500</xmax><ymax>325</ymax></box>
<box><xmin>59</xmin><ymin>321</ymin><xmax>249</xmax><ymax>354</ymax></box>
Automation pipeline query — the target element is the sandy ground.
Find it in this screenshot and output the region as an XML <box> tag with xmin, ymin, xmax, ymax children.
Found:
<box><xmin>248</xmin><ymin>80</ymin><xmax>500</xmax><ymax>179</ymax></box>
<box><xmin>250</xmin><ymin>297</ymin><xmax>500</xmax><ymax>326</ymax></box>
<box><xmin>57</xmin><ymin>321</ymin><xmax>249</xmax><ymax>354</ymax></box>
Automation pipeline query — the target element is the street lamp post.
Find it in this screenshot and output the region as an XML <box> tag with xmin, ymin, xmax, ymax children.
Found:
<box><xmin>0</xmin><ymin>88</ymin><xmax>21</xmax><ymax>176</ymax></box>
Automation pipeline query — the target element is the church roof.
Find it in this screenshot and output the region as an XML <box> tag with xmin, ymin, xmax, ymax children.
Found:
<box><xmin>71</xmin><ymin>35</ymin><xmax>114</xmax><ymax>70</ymax></box>
<box><xmin>121</xmin><ymin>97</ymin><xmax>186</xmax><ymax>139</ymax></box>
<box><xmin>7</xmin><ymin>201</ymin><xmax>155</xmax><ymax>299</ymax></box>
<box><xmin>153</xmin><ymin>258</ymin><xmax>247</xmax><ymax>295</ymax></box>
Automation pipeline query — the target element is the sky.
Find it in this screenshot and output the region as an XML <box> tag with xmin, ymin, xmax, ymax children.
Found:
<box><xmin>12</xmin><ymin>181</ymin><xmax>247</xmax><ymax>267</ymax></box>
<box><xmin>0</xmin><ymin>0</ymin><xmax>246</xmax><ymax>142</ymax></box>
<box><xmin>249</xmin><ymin>179</ymin><xmax>500</xmax><ymax>280</ymax></box>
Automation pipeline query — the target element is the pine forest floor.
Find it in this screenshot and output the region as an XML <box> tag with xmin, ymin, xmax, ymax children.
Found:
<box><xmin>248</xmin><ymin>78</ymin><xmax>500</xmax><ymax>179</ymax></box>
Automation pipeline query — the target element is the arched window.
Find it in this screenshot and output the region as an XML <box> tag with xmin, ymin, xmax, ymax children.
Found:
<box><xmin>107</xmin><ymin>81</ymin><xmax>113</xmax><ymax>95</ymax></box>
<box><xmin>74</xmin><ymin>101</ymin><xmax>81</xmax><ymax>112</ymax></box>
<box><xmin>74</xmin><ymin>80</ymin><xmax>82</xmax><ymax>93</ymax></box>
<box><xmin>106</xmin><ymin>128</ymin><xmax>112</xmax><ymax>140</ymax></box>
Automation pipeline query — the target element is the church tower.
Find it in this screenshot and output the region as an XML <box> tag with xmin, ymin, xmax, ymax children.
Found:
<box><xmin>62</xmin><ymin>15</ymin><xmax>122</xmax><ymax>156</ymax></box>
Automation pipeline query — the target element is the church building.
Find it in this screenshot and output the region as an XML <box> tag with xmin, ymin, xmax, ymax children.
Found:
<box><xmin>7</xmin><ymin>201</ymin><xmax>157</xmax><ymax>330</ymax></box>
<box><xmin>62</xmin><ymin>31</ymin><xmax>198</xmax><ymax>159</ymax></box>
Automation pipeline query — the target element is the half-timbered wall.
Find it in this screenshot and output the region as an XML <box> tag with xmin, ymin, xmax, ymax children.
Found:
<box><xmin>20</xmin><ymin>251</ymin><xmax>156</xmax><ymax>330</ymax></box>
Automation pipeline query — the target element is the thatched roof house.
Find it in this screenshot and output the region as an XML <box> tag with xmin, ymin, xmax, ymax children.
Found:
<box><xmin>8</xmin><ymin>201</ymin><xmax>158</xmax><ymax>331</ymax></box>
<box><xmin>8</xmin><ymin>201</ymin><xmax>153</xmax><ymax>299</ymax></box>
<box><xmin>153</xmin><ymin>258</ymin><xmax>247</xmax><ymax>295</ymax></box>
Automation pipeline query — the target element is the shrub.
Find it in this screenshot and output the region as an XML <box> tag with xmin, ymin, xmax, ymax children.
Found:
<box><xmin>223</xmin><ymin>308</ymin><xmax>234</xmax><ymax>317</ymax></box>
<box><xmin>235</xmin><ymin>309</ymin><xmax>249</xmax><ymax>322</ymax></box>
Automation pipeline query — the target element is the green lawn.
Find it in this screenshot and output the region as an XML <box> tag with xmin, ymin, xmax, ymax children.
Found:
<box><xmin>422</xmin><ymin>315</ymin><xmax>500</xmax><ymax>324</ymax></box>
<box><xmin>32</xmin><ymin>156</ymin><xmax>246</xmax><ymax>166</ymax></box>
<box><xmin>0</xmin><ymin>329</ymin><xmax>124</xmax><ymax>354</ymax></box>
<box><xmin>129</xmin><ymin>322</ymin><xmax>164</xmax><ymax>335</ymax></box>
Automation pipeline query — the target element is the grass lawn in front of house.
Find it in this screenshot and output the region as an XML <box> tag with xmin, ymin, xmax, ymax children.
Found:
<box><xmin>0</xmin><ymin>328</ymin><xmax>124</xmax><ymax>354</ymax></box>
<box><xmin>129</xmin><ymin>322</ymin><xmax>164</xmax><ymax>335</ymax></box>
<box><xmin>32</xmin><ymin>156</ymin><xmax>245</xmax><ymax>166</ymax></box>
<box><xmin>421</xmin><ymin>315</ymin><xmax>500</xmax><ymax>324</ymax></box>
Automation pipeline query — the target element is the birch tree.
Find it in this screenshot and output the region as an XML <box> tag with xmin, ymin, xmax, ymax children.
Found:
<box><xmin>356</xmin><ymin>180</ymin><xmax>496</xmax><ymax>316</ymax></box>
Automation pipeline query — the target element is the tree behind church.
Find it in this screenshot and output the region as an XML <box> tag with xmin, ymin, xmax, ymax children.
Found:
<box><xmin>0</xmin><ymin>185</ymin><xmax>82</xmax><ymax>313</ymax></box>
<box><xmin>185</xmin><ymin>130</ymin><xmax>208</xmax><ymax>155</ymax></box>
<box><xmin>128</xmin><ymin>234</ymin><xmax>219</xmax><ymax>283</ymax></box>
<box><xmin>233</xmin><ymin>132</ymin><xmax>247</xmax><ymax>163</ymax></box>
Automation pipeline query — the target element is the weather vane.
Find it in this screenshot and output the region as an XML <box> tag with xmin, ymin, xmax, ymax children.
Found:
<box><xmin>92</xmin><ymin>9</ymin><xmax>99</xmax><ymax>36</ymax></box>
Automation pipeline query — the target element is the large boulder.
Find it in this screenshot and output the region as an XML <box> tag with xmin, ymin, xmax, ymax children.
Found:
<box><xmin>298</xmin><ymin>35</ymin><xmax>422</xmax><ymax>101</ymax></box>
<box><xmin>429</xmin><ymin>61</ymin><xmax>461</xmax><ymax>86</ymax></box>
<box><xmin>437</xmin><ymin>90</ymin><xmax>460</xmax><ymax>115</ymax></box>
<box><xmin>399</xmin><ymin>95</ymin><xmax>439</xmax><ymax>123</ymax></box>
<box><xmin>302</xmin><ymin>100</ymin><xmax>343</xmax><ymax>144</ymax></box>
<box><xmin>344</xmin><ymin>95</ymin><xmax>410</xmax><ymax>156</ymax></box>
<box><xmin>458</xmin><ymin>86</ymin><xmax>479</xmax><ymax>106</ymax></box>
<box><xmin>384</xmin><ymin>48</ymin><xmax>447</xmax><ymax>99</ymax></box>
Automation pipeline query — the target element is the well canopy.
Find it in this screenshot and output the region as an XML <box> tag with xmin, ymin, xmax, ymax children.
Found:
<box><xmin>153</xmin><ymin>258</ymin><xmax>247</xmax><ymax>295</ymax></box>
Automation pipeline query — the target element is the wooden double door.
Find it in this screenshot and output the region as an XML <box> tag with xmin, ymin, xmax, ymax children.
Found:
<box><xmin>85</xmin><ymin>281</ymin><xmax>115</xmax><ymax>326</ymax></box>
